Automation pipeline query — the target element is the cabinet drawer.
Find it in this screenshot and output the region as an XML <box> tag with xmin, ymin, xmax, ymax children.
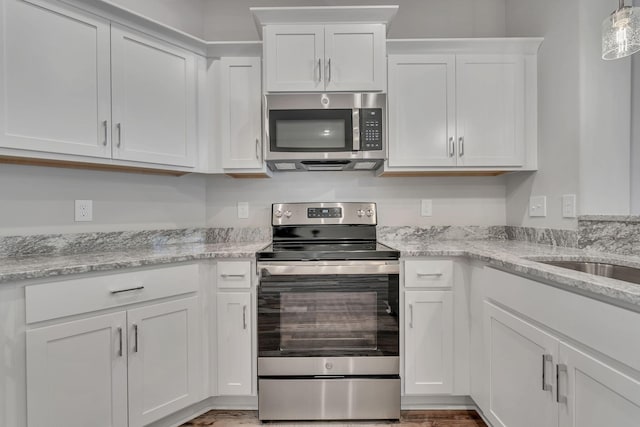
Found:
<box><xmin>217</xmin><ymin>261</ymin><xmax>252</xmax><ymax>289</ymax></box>
<box><xmin>25</xmin><ymin>263</ymin><xmax>199</xmax><ymax>324</ymax></box>
<box><xmin>404</xmin><ymin>259</ymin><xmax>453</xmax><ymax>288</ymax></box>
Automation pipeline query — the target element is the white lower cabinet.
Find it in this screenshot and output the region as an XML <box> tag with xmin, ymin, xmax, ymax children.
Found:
<box><xmin>216</xmin><ymin>292</ymin><xmax>252</xmax><ymax>395</ymax></box>
<box><xmin>482</xmin><ymin>301</ymin><xmax>640</xmax><ymax>427</ymax></box>
<box><xmin>404</xmin><ymin>290</ymin><xmax>453</xmax><ymax>395</ymax></box>
<box><xmin>26</xmin><ymin>312</ymin><xmax>128</xmax><ymax>427</ymax></box>
<box><xmin>559</xmin><ymin>342</ymin><xmax>640</xmax><ymax>427</ymax></box>
<box><xmin>483</xmin><ymin>302</ymin><xmax>558</xmax><ymax>427</ymax></box>
<box><xmin>127</xmin><ymin>297</ymin><xmax>201</xmax><ymax>426</ymax></box>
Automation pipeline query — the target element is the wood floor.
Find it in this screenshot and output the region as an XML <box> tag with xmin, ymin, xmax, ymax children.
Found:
<box><xmin>181</xmin><ymin>410</ymin><xmax>488</xmax><ymax>426</ymax></box>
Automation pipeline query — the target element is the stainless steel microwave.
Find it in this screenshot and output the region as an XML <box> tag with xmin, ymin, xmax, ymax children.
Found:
<box><xmin>265</xmin><ymin>93</ymin><xmax>386</xmax><ymax>172</ymax></box>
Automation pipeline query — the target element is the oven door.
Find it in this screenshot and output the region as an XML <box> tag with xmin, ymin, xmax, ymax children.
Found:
<box><xmin>257</xmin><ymin>261</ymin><xmax>399</xmax><ymax>376</ymax></box>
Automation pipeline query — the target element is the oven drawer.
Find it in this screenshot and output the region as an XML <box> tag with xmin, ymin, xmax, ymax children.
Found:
<box><xmin>258</xmin><ymin>377</ymin><xmax>400</xmax><ymax>421</ymax></box>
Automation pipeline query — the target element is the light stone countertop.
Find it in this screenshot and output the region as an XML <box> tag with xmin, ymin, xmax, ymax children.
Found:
<box><xmin>0</xmin><ymin>242</ymin><xmax>269</xmax><ymax>284</ymax></box>
<box><xmin>381</xmin><ymin>239</ymin><xmax>640</xmax><ymax>313</ymax></box>
<box><xmin>1</xmin><ymin>239</ymin><xmax>639</xmax><ymax>313</ymax></box>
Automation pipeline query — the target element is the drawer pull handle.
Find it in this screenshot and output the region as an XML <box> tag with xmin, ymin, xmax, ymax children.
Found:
<box><xmin>416</xmin><ymin>272</ymin><xmax>443</xmax><ymax>277</ymax></box>
<box><xmin>542</xmin><ymin>354</ymin><xmax>552</xmax><ymax>392</ymax></box>
<box><xmin>556</xmin><ymin>364</ymin><xmax>568</xmax><ymax>404</ymax></box>
<box><xmin>117</xmin><ymin>327</ymin><xmax>123</xmax><ymax>357</ymax></box>
<box><xmin>221</xmin><ymin>274</ymin><xmax>246</xmax><ymax>278</ymax></box>
<box><xmin>110</xmin><ymin>286</ymin><xmax>145</xmax><ymax>294</ymax></box>
<box><xmin>133</xmin><ymin>324</ymin><xmax>139</xmax><ymax>353</ymax></box>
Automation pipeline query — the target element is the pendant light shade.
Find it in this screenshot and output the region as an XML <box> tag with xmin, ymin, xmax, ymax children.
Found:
<box><xmin>602</xmin><ymin>0</ymin><xmax>640</xmax><ymax>60</ymax></box>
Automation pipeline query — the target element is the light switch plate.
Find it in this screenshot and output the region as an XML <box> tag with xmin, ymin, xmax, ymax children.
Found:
<box><xmin>562</xmin><ymin>194</ymin><xmax>577</xmax><ymax>218</ymax></box>
<box><xmin>529</xmin><ymin>196</ymin><xmax>547</xmax><ymax>217</ymax></box>
<box><xmin>75</xmin><ymin>200</ymin><xmax>93</xmax><ymax>222</ymax></box>
<box><xmin>421</xmin><ymin>199</ymin><xmax>433</xmax><ymax>217</ymax></box>
<box><xmin>237</xmin><ymin>202</ymin><xmax>249</xmax><ymax>219</ymax></box>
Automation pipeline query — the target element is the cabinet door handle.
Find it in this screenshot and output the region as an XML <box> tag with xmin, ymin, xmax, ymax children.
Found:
<box><xmin>133</xmin><ymin>324</ymin><xmax>139</xmax><ymax>353</ymax></box>
<box><xmin>221</xmin><ymin>273</ymin><xmax>246</xmax><ymax>278</ymax></box>
<box><xmin>328</xmin><ymin>58</ymin><xmax>332</xmax><ymax>82</ymax></box>
<box><xmin>408</xmin><ymin>304</ymin><xmax>414</xmax><ymax>328</ymax></box>
<box><xmin>102</xmin><ymin>120</ymin><xmax>108</xmax><ymax>146</ymax></box>
<box><xmin>110</xmin><ymin>285</ymin><xmax>144</xmax><ymax>294</ymax></box>
<box><xmin>417</xmin><ymin>272</ymin><xmax>443</xmax><ymax>277</ymax></box>
<box><xmin>255</xmin><ymin>138</ymin><xmax>260</xmax><ymax>160</ymax></box>
<box><xmin>318</xmin><ymin>58</ymin><xmax>322</xmax><ymax>83</ymax></box>
<box><xmin>448</xmin><ymin>137</ymin><xmax>455</xmax><ymax>157</ymax></box>
<box><xmin>242</xmin><ymin>305</ymin><xmax>247</xmax><ymax>330</ymax></box>
<box><xmin>117</xmin><ymin>327</ymin><xmax>123</xmax><ymax>357</ymax></box>
<box><xmin>542</xmin><ymin>354</ymin><xmax>552</xmax><ymax>392</ymax></box>
<box><xmin>556</xmin><ymin>364</ymin><xmax>568</xmax><ymax>404</ymax></box>
<box><xmin>458</xmin><ymin>136</ymin><xmax>464</xmax><ymax>157</ymax></box>
<box><xmin>116</xmin><ymin>123</ymin><xmax>122</xmax><ymax>148</ymax></box>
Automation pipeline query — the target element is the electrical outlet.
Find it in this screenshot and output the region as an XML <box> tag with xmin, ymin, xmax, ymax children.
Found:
<box><xmin>562</xmin><ymin>194</ymin><xmax>577</xmax><ymax>218</ymax></box>
<box><xmin>75</xmin><ymin>200</ymin><xmax>93</xmax><ymax>222</ymax></box>
<box><xmin>529</xmin><ymin>196</ymin><xmax>547</xmax><ymax>217</ymax></box>
<box><xmin>237</xmin><ymin>202</ymin><xmax>249</xmax><ymax>219</ymax></box>
<box><xmin>421</xmin><ymin>199</ymin><xmax>433</xmax><ymax>217</ymax></box>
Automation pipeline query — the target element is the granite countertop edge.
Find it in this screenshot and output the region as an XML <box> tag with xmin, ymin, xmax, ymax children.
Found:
<box><xmin>1</xmin><ymin>239</ymin><xmax>639</xmax><ymax>312</ymax></box>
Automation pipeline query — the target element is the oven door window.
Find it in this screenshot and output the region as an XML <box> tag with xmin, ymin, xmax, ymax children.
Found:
<box><xmin>258</xmin><ymin>274</ymin><xmax>399</xmax><ymax>357</ymax></box>
<box><xmin>269</xmin><ymin>109</ymin><xmax>353</xmax><ymax>152</ymax></box>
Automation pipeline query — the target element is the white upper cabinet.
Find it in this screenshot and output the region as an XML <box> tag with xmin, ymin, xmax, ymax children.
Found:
<box><xmin>388</xmin><ymin>55</ymin><xmax>457</xmax><ymax>167</ymax></box>
<box><xmin>219</xmin><ymin>57</ymin><xmax>263</xmax><ymax>169</ymax></box>
<box><xmin>111</xmin><ymin>24</ymin><xmax>197</xmax><ymax>167</ymax></box>
<box><xmin>455</xmin><ymin>55</ymin><xmax>525</xmax><ymax>167</ymax></box>
<box><xmin>264</xmin><ymin>24</ymin><xmax>386</xmax><ymax>93</ymax></box>
<box><xmin>0</xmin><ymin>0</ymin><xmax>111</xmax><ymax>158</ymax></box>
<box><xmin>386</xmin><ymin>39</ymin><xmax>540</xmax><ymax>172</ymax></box>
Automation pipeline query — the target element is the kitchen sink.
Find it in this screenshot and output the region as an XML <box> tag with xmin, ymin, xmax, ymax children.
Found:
<box><xmin>539</xmin><ymin>260</ymin><xmax>640</xmax><ymax>285</ymax></box>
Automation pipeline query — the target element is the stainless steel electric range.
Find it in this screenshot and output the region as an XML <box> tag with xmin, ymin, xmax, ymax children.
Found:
<box><xmin>256</xmin><ymin>202</ymin><xmax>400</xmax><ymax>422</ymax></box>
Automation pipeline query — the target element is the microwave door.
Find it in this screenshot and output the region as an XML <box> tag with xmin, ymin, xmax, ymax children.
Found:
<box><xmin>269</xmin><ymin>109</ymin><xmax>353</xmax><ymax>153</ymax></box>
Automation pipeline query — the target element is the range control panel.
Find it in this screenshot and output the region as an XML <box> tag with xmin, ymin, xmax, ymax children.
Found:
<box><xmin>272</xmin><ymin>202</ymin><xmax>377</xmax><ymax>226</ymax></box>
<box><xmin>360</xmin><ymin>108</ymin><xmax>383</xmax><ymax>151</ymax></box>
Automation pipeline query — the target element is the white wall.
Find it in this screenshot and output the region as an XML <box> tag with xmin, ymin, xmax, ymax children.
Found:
<box><xmin>578</xmin><ymin>0</ymin><xmax>631</xmax><ymax>215</ymax></box>
<box><xmin>505</xmin><ymin>0</ymin><xmax>581</xmax><ymax>229</ymax></box>
<box><xmin>203</xmin><ymin>0</ymin><xmax>506</xmax><ymax>41</ymax></box>
<box><xmin>0</xmin><ymin>165</ymin><xmax>207</xmax><ymax>236</ymax></box>
<box><xmin>205</xmin><ymin>173</ymin><xmax>507</xmax><ymax>227</ymax></box>
<box><xmin>109</xmin><ymin>0</ymin><xmax>206</xmax><ymax>38</ymax></box>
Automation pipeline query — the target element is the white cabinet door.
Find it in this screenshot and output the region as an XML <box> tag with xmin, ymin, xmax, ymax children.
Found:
<box><xmin>111</xmin><ymin>24</ymin><xmax>196</xmax><ymax>167</ymax></box>
<box><xmin>483</xmin><ymin>302</ymin><xmax>558</xmax><ymax>427</ymax></box>
<box><xmin>456</xmin><ymin>55</ymin><xmax>525</xmax><ymax>167</ymax></box>
<box><xmin>324</xmin><ymin>24</ymin><xmax>386</xmax><ymax>92</ymax></box>
<box><xmin>388</xmin><ymin>55</ymin><xmax>456</xmax><ymax>167</ymax></box>
<box><xmin>127</xmin><ymin>297</ymin><xmax>200</xmax><ymax>427</ymax></box>
<box><xmin>404</xmin><ymin>291</ymin><xmax>453</xmax><ymax>395</ymax></box>
<box><xmin>217</xmin><ymin>292</ymin><xmax>252</xmax><ymax>395</ymax></box>
<box><xmin>0</xmin><ymin>0</ymin><xmax>111</xmax><ymax>157</ymax></box>
<box><xmin>559</xmin><ymin>343</ymin><xmax>640</xmax><ymax>427</ymax></box>
<box><xmin>220</xmin><ymin>57</ymin><xmax>263</xmax><ymax>169</ymax></box>
<box><xmin>26</xmin><ymin>312</ymin><xmax>128</xmax><ymax>427</ymax></box>
<box><xmin>265</xmin><ymin>25</ymin><xmax>324</xmax><ymax>92</ymax></box>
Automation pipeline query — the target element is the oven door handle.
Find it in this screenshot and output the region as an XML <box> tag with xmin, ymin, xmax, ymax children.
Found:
<box><xmin>259</xmin><ymin>262</ymin><xmax>399</xmax><ymax>277</ymax></box>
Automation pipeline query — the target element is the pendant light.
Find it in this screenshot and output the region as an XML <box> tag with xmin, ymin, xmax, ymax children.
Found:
<box><xmin>602</xmin><ymin>0</ymin><xmax>640</xmax><ymax>60</ymax></box>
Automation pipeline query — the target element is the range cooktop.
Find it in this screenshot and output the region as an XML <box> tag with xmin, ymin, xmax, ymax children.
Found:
<box><xmin>256</xmin><ymin>241</ymin><xmax>399</xmax><ymax>261</ymax></box>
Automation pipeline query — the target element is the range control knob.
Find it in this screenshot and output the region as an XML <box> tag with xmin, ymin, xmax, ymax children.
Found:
<box><xmin>274</xmin><ymin>210</ymin><xmax>283</xmax><ymax>218</ymax></box>
<box><xmin>366</xmin><ymin>209</ymin><xmax>374</xmax><ymax>217</ymax></box>
<box><xmin>284</xmin><ymin>210</ymin><xmax>292</xmax><ymax>218</ymax></box>
<box><xmin>356</xmin><ymin>209</ymin><xmax>365</xmax><ymax>217</ymax></box>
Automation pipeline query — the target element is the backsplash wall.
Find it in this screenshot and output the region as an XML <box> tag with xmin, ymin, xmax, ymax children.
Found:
<box><xmin>205</xmin><ymin>173</ymin><xmax>508</xmax><ymax>227</ymax></box>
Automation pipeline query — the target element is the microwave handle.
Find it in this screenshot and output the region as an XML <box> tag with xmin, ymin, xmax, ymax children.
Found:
<box><xmin>352</xmin><ymin>109</ymin><xmax>360</xmax><ymax>151</ymax></box>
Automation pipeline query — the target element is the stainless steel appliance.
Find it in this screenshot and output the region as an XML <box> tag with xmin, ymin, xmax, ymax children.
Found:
<box><xmin>265</xmin><ymin>93</ymin><xmax>386</xmax><ymax>172</ymax></box>
<box><xmin>256</xmin><ymin>202</ymin><xmax>400</xmax><ymax>421</ymax></box>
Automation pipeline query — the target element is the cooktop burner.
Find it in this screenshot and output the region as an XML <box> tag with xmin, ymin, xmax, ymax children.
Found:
<box><xmin>256</xmin><ymin>202</ymin><xmax>399</xmax><ymax>262</ymax></box>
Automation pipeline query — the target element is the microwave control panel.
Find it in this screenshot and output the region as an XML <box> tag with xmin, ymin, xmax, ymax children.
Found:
<box><xmin>360</xmin><ymin>108</ymin><xmax>383</xmax><ymax>151</ymax></box>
